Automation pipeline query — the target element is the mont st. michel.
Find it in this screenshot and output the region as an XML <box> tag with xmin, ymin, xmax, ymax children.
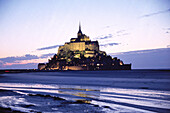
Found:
<box><xmin>38</xmin><ymin>24</ymin><xmax>131</xmax><ymax>70</ymax></box>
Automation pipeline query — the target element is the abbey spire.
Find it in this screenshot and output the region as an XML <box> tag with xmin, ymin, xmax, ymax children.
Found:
<box><xmin>79</xmin><ymin>22</ymin><xmax>81</xmax><ymax>31</ymax></box>
<box><xmin>78</xmin><ymin>22</ymin><xmax>82</xmax><ymax>36</ymax></box>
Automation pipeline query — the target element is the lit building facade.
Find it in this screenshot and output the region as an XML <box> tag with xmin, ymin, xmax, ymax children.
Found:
<box><xmin>38</xmin><ymin>23</ymin><xmax>131</xmax><ymax>70</ymax></box>
<box><xmin>57</xmin><ymin>23</ymin><xmax>100</xmax><ymax>58</ymax></box>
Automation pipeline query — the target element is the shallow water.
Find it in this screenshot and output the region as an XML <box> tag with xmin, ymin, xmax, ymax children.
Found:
<box><xmin>0</xmin><ymin>70</ymin><xmax>170</xmax><ymax>112</ymax></box>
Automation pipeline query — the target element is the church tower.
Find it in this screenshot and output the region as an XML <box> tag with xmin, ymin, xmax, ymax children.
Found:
<box><xmin>75</xmin><ymin>22</ymin><xmax>90</xmax><ymax>42</ymax></box>
<box><xmin>77</xmin><ymin>22</ymin><xmax>82</xmax><ymax>37</ymax></box>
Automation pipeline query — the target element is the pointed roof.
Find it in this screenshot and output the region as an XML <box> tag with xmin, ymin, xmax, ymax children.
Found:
<box><xmin>79</xmin><ymin>22</ymin><xmax>81</xmax><ymax>31</ymax></box>
<box><xmin>78</xmin><ymin>22</ymin><xmax>82</xmax><ymax>34</ymax></box>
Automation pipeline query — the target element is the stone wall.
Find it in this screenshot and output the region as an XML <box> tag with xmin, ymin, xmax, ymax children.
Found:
<box><xmin>66</xmin><ymin>66</ymin><xmax>85</xmax><ymax>70</ymax></box>
<box><xmin>85</xmin><ymin>43</ymin><xmax>99</xmax><ymax>51</ymax></box>
<box><xmin>70</xmin><ymin>42</ymin><xmax>85</xmax><ymax>51</ymax></box>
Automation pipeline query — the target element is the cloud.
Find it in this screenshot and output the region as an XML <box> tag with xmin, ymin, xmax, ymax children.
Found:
<box><xmin>0</xmin><ymin>53</ymin><xmax>56</xmax><ymax>69</ymax></box>
<box><xmin>95</xmin><ymin>34</ymin><xmax>113</xmax><ymax>40</ymax></box>
<box><xmin>115</xmin><ymin>30</ymin><xmax>130</xmax><ymax>37</ymax></box>
<box><xmin>100</xmin><ymin>43</ymin><xmax>120</xmax><ymax>47</ymax></box>
<box><xmin>163</xmin><ymin>27</ymin><xmax>170</xmax><ymax>30</ymax></box>
<box><xmin>37</xmin><ymin>44</ymin><xmax>62</xmax><ymax>51</ymax></box>
<box><xmin>163</xmin><ymin>27</ymin><xmax>170</xmax><ymax>34</ymax></box>
<box><xmin>94</xmin><ymin>30</ymin><xmax>129</xmax><ymax>40</ymax></box>
<box><xmin>140</xmin><ymin>8</ymin><xmax>170</xmax><ymax>18</ymax></box>
<box><xmin>167</xmin><ymin>45</ymin><xmax>170</xmax><ymax>48</ymax></box>
<box><xmin>40</xmin><ymin>53</ymin><xmax>56</xmax><ymax>58</ymax></box>
<box><xmin>105</xmin><ymin>26</ymin><xmax>110</xmax><ymax>28</ymax></box>
<box><xmin>110</xmin><ymin>48</ymin><xmax>170</xmax><ymax>55</ymax></box>
<box><xmin>116</xmin><ymin>30</ymin><xmax>125</xmax><ymax>33</ymax></box>
<box><xmin>109</xmin><ymin>48</ymin><xmax>170</xmax><ymax>69</ymax></box>
<box><xmin>0</xmin><ymin>54</ymin><xmax>39</xmax><ymax>63</ymax></box>
<box><xmin>103</xmin><ymin>25</ymin><xmax>116</xmax><ymax>29</ymax></box>
<box><xmin>122</xmin><ymin>33</ymin><xmax>129</xmax><ymax>36</ymax></box>
<box><xmin>0</xmin><ymin>54</ymin><xmax>40</xmax><ymax>69</ymax></box>
<box><xmin>0</xmin><ymin>63</ymin><xmax>38</xmax><ymax>69</ymax></box>
<box><xmin>0</xmin><ymin>53</ymin><xmax>55</xmax><ymax>64</ymax></box>
<box><xmin>0</xmin><ymin>61</ymin><xmax>4</xmax><ymax>68</ymax></box>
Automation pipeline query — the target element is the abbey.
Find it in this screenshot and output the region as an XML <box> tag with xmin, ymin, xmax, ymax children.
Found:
<box><xmin>57</xmin><ymin>23</ymin><xmax>103</xmax><ymax>59</ymax></box>
<box><xmin>38</xmin><ymin>24</ymin><xmax>131</xmax><ymax>70</ymax></box>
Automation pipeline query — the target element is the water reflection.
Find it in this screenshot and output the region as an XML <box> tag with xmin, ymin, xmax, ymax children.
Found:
<box><xmin>1</xmin><ymin>83</ymin><xmax>170</xmax><ymax>112</ymax></box>
<box><xmin>0</xmin><ymin>83</ymin><xmax>100</xmax><ymax>100</ymax></box>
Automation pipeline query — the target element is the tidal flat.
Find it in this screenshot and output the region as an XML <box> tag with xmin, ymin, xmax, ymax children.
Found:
<box><xmin>0</xmin><ymin>70</ymin><xmax>170</xmax><ymax>113</ymax></box>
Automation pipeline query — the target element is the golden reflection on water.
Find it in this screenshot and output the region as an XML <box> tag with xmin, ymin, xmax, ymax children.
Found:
<box><xmin>58</xmin><ymin>90</ymin><xmax>98</xmax><ymax>98</ymax></box>
<box><xmin>74</xmin><ymin>92</ymin><xmax>91</xmax><ymax>98</ymax></box>
<box><xmin>59</xmin><ymin>87</ymin><xmax>99</xmax><ymax>91</ymax></box>
<box><xmin>0</xmin><ymin>83</ymin><xmax>101</xmax><ymax>104</ymax></box>
<box><xmin>75</xmin><ymin>99</ymin><xmax>91</xmax><ymax>104</ymax></box>
<box><xmin>58</xmin><ymin>87</ymin><xmax>100</xmax><ymax>103</ymax></box>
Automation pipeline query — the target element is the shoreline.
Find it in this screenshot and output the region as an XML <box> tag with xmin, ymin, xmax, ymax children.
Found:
<box><xmin>0</xmin><ymin>69</ymin><xmax>170</xmax><ymax>74</ymax></box>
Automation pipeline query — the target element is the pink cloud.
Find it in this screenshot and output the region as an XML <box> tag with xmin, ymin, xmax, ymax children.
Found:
<box><xmin>3</xmin><ymin>58</ymin><xmax>47</xmax><ymax>66</ymax></box>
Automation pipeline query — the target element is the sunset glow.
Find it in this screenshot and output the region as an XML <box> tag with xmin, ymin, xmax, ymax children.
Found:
<box><xmin>0</xmin><ymin>0</ymin><xmax>170</xmax><ymax>69</ymax></box>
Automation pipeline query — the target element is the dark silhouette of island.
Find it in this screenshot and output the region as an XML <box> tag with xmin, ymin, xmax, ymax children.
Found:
<box><xmin>38</xmin><ymin>23</ymin><xmax>131</xmax><ymax>70</ymax></box>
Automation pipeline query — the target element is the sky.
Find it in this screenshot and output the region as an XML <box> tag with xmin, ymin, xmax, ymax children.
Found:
<box><xmin>0</xmin><ymin>0</ymin><xmax>170</xmax><ymax>69</ymax></box>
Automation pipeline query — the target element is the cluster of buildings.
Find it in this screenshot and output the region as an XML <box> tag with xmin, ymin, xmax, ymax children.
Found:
<box><xmin>38</xmin><ymin>24</ymin><xmax>131</xmax><ymax>70</ymax></box>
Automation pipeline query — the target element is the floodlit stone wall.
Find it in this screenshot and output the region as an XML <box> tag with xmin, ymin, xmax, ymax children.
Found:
<box><xmin>66</xmin><ymin>66</ymin><xmax>85</xmax><ymax>70</ymax></box>
<box><xmin>70</xmin><ymin>42</ymin><xmax>85</xmax><ymax>51</ymax></box>
<box><xmin>85</xmin><ymin>43</ymin><xmax>99</xmax><ymax>51</ymax></box>
<box><xmin>84</xmin><ymin>53</ymin><xmax>95</xmax><ymax>58</ymax></box>
<box><xmin>80</xmin><ymin>36</ymin><xmax>90</xmax><ymax>41</ymax></box>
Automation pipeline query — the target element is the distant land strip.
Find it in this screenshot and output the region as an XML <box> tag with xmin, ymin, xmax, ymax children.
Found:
<box><xmin>0</xmin><ymin>69</ymin><xmax>170</xmax><ymax>74</ymax></box>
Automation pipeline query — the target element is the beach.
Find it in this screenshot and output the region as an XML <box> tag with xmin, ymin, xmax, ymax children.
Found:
<box><xmin>0</xmin><ymin>70</ymin><xmax>170</xmax><ymax>112</ymax></box>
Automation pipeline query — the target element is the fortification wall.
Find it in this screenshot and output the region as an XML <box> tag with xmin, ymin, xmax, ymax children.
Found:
<box><xmin>69</xmin><ymin>42</ymin><xmax>85</xmax><ymax>51</ymax></box>
<box><xmin>85</xmin><ymin>44</ymin><xmax>99</xmax><ymax>51</ymax></box>
<box><xmin>66</xmin><ymin>66</ymin><xmax>85</xmax><ymax>70</ymax></box>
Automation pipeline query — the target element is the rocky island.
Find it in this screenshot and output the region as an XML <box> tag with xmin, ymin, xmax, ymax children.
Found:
<box><xmin>38</xmin><ymin>24</ymin><xmax>131</xmax><ymax>70</ymax></box>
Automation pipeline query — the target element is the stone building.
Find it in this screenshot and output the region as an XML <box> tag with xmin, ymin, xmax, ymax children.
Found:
<box><xmin>38</xmin><ymin>23</ymin><xmax>131</xmax><ymax>70</ymax></box>
<box><xmin>57</xmin><ymin>23</ymin><xmax>100</xmax><ymax>59</ymax></box>
<box><xmin>38</xmin><ymin>63</ymin><xmax>46</xmax><ymax>70</ymax></box>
